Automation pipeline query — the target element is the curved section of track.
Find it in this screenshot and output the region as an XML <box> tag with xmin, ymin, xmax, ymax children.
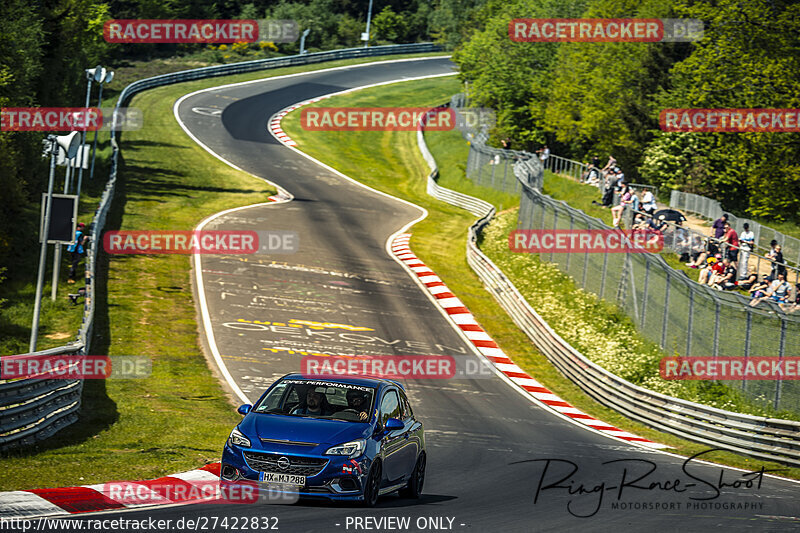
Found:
<box><xmin>52</xmin><ymin>58</ymin><xmax>799</xmax><ymax>532</ymax></box>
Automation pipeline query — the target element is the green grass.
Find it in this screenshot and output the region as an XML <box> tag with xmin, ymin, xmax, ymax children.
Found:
<box><xmin>280</xmin><ymin>76</ymin><xmax>800</xmax><ymax>480</ymax></box>
<box><xmin>0</xmin><ymin>52</ymin><xmax>448</xmax><ymax>491</ymax></box>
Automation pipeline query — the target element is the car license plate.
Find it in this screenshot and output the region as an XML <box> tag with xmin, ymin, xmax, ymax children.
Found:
<box><xmin>258</xmin><ymin>471</ymin><xmax>306</xmax><ymax>486</ymax></box>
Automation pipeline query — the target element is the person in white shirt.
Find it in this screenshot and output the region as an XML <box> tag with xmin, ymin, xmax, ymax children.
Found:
<box><xmin>738</xmin><ymin>223</ymin><xmax>755</xmax><ymax>278</ymax></box>
<box><xmin>641</xmin><ymin>190</ymin><xmax>657</xmax><ymax>215</ymax></box>
<box><xmin>538</xmin><ymin>145</ymin><xmax>550</xmax><ymax>164</ymax></box>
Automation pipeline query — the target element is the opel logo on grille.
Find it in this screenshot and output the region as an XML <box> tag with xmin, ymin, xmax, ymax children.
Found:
<box><xmin>277</xmin><ymin>456</ymin><xmax>291</xmax><ymax>471</ymax></box>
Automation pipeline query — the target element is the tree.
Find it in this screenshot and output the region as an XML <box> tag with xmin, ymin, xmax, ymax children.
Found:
<box><xmin>542</xmin><ymin>0</ymin><xmax>689</xmax><ymax>176</ymax></box>
<box><xmin>452</xmin><ymin>0</ymin><xmax>587</xmax><ymax>149</ymax></box>
<box><xmin>645</xmin><ymin>0</ymin><xmax>800</xmax><ymax>220</ymax></box>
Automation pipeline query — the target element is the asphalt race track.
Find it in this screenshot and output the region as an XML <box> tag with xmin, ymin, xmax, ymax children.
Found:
<box><xmin>46</xmin><ymin>57</ymin><xmax>800</xmax><ymax>532</ymax></box>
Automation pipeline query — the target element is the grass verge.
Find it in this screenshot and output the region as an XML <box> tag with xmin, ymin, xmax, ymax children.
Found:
<box><xmin>280</xmin><ymin>76</ymin><xmax>800</xmax><ymax>480</ymax></box>
<box><xmin>0</xmin><ymin>52</ymin><xmax>446</xmax><ymax>491</ymax></box>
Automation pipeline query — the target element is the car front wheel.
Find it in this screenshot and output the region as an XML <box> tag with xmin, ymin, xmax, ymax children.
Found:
<box><xmin>362</xmin><ymin>461</ymin><xmax>382</xmax><ymax>507</ymax></box>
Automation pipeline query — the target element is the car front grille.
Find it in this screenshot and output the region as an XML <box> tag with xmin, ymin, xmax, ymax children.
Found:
<box><xmin>243</xmin><ymin>451</ymin><xmax>328</xmax><ymax>477</ymax></box>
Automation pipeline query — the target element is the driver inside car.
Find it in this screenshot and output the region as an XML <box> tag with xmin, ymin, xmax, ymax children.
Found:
<box><xmin>345</xmin><ymin>389</ymin><xmax>370</xmax><ymax>421</ymax></box>
<box><xmin>291</xmin><ymin>388</ymin><xmax>332</xmax><ymax>416</ymax></box>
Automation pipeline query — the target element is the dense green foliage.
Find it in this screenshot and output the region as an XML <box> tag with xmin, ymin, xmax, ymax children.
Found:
<box><xmin>0</xmin><ymin>0</ymin><xmax>485</xmax><ymax>284</ymax></box>
<box><xmin>452</xmin><ymin>0</ymin><xmax>800</xmax><ymax>222</ymax></box>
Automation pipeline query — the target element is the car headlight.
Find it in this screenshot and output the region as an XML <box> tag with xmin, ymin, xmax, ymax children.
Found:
<box><xmin>228</xmin><ymin>427</ymin><xmax>251</xmax><ymax>448</ymax></box>
<box><xmin>325</xmin><ymin>439</ymin><xmax>366</xmax><ymax>458</ymax></box>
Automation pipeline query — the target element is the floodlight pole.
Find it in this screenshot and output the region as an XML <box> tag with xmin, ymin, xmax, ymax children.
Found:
<box><xmin>299</xmin><ymin>28</ymin><xmax>310</xmax><ymax>55</ymax></box>
<box><xmin>30</xmin><ymin>137</ymin><xmax>59</xmax><ymax>352</ymax></box>
<box><xmin>75</xmin><ymin>69</ymin><xmax>95</xmax><ymax>196</ymax></box>
<box><xmin>89</xmin><ymin>70</ymin><xmax>113</xmax><ymax>180</ymax></box>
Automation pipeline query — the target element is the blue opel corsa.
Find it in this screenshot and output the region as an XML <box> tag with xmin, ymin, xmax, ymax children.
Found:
<box><xmin>220</xmin><ymin>374</ymin><xmax>426</xmax><ymax>506</ymax></box>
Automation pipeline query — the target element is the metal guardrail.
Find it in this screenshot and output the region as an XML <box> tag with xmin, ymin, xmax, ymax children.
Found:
<box><xmin>0</xmin><ymin>43</ymin><xmax>444</xmax><ymax>451</ymax></box>
<box><xmin>417</xmin><ymin>106</ymin><xmax>800</xmax><ymax>466</ymax></box>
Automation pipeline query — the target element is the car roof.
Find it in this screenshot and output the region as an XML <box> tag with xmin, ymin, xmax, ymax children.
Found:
<box><xmin>280</xmin><ymin>373</ymin><xmax>404</xmax><ymax>390</ymax></box>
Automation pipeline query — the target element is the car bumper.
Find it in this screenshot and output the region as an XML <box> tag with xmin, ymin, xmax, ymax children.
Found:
<box><xmin>220</xmin><ymin>443</ymin><xmax>372</xmax><ymax>502</ymax></box>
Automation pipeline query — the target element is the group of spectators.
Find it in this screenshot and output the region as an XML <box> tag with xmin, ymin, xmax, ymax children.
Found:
<box><xmin>683</xmin><ymin>213</ymin><xmax>797</xmax><ymax>309</ymax></box>
<box><xmin>585</xmin><ymin>155</ymin><xmax>658</xmax><ymax>230</ymax></box>
<box><xmin>560</xmin><ymin>151</ymin><xmax>798</xmax><ymax>311</ymax></box>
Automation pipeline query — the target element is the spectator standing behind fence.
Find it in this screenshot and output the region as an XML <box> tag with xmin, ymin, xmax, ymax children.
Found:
<box><xmin>738</xmin><ymin>223</ymin><xmax>755</xmax><ymax>279</ymax></box>
<box><xmin>602</xmin><ymin>155</ymin><xmax>617</xmax><ymax>175</ymax></box>
<box><xmin>712</xmin><ymin>213</ymin><xmax>728</xmax><ymax>240</ymax></box>
<box><xmin>595</xmin><ymin>172</ymin><xmax>615</xmax><ymax>207</ymax></box>
<box><xmin>722</xmin><ymin>221</ymin><xmax>739</xmax><ymax>263</ymax></box>
<box><xmin>67</xmin><ymin>222</ymin><xmax>90</xmax><ymax>284</ymax></box>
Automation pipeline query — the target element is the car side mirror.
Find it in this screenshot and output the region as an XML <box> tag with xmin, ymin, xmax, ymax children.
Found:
<box><xmin>385</xmin><ymin>418</ymin><xmax>404</xmax><ymax>431</ymax></box>
<box><xmin>237</xmin><ymin>404</ymin><xmax>252</xmax><ymax>415</ymax></box>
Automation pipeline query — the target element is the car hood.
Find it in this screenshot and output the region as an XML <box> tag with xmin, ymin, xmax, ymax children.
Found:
<box><xmin>240</xmin><ymin>414</ymin><xmax>370</xmax><ymax>447</ymax></box>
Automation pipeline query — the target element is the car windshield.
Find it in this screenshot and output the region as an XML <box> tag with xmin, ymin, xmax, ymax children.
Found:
<box><xmin>253</xmin><ymin>379</ymin><xmax>375</xmax><ymax>422</ymax></box>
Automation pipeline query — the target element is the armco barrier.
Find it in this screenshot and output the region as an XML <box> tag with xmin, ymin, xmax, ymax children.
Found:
<box><xmin>417</xmin><ymin>107</ymin><xmax>800</xmax><ymax>466</ymax></box>
<box><xmin>0</xmin><ymin>43</ymin><xmax>443</xmax><ymax>451</ymax></box>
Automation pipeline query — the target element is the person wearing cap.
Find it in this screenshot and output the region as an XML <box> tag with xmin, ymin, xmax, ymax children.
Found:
<box><xmin>699</xmin><ymin>255</ymin><xmax>724</xmax><ymax>285</ymax></box>
<box><xmin>67</xmin><ymin>222</ymin><xmax>89</xmax><ymax>284</ymax></box>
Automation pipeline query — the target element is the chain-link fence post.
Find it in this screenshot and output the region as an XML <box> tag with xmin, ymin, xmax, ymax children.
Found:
<box><xmin>743</xmin><ymin>308</ymin><xmax>752</xmax><ymax>391</ymax></box>
<box><xmin>686</xmin><ymin>289</ymin><xmax>694</xmax><ymax>356</ymax></box>
<box><xmin>641</xmin><ymin>259</ymin><xmax>650</xmax><ymax>326</ymax></box>
<box><xmin>661</xmin><ymin>272</ymin><xmax>671</xmax><ymax>349</ymax></box>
